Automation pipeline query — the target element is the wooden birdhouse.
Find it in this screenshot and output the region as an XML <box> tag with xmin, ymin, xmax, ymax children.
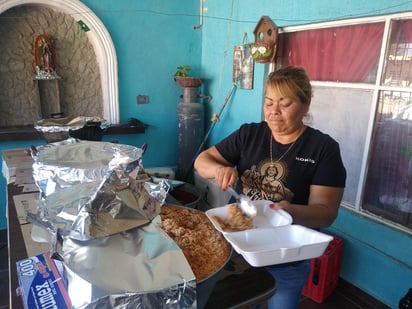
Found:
<box><xmin>252</xmin><ymin>16</ymin><xmax>278</xmax><ymax>63</ymax></box>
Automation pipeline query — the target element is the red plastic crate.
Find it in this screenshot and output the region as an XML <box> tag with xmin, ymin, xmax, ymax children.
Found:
<box><xmin>302</xmin><ymin>236</ymin><xmax>344</xmax><ymax>303</ymax></box>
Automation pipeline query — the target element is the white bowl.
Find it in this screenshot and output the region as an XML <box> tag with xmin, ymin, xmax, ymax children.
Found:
<box><xmin>205</xmin><ymin>200</ymin><xmax>292</xmax><ymax>234</ymax></box>
<box><xmin>225</xmin><ymin>225</ymin><xmax>333</xmax><ymax>267</ymax></box>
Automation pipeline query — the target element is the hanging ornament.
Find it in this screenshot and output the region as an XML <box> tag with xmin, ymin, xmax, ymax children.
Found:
<box><xmin>251</xmin><ymin>16</ymin><xmax>278</xmax><ymax>63</ymax></box>
<box><xmin>232</xmin><ymin>32</ymin><xmax>255</xmax><ymax>89</ymax></box>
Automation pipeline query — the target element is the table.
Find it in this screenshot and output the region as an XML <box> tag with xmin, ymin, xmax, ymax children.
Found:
<box><xmin>7</xmin><ymin>183</ymin><xmax>276</xmax><ymax>308</ymax></box>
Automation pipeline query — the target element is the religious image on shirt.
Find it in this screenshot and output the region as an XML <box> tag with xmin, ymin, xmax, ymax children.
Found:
<box><xmin>241</xmin><ymin>159</ymin><xmax>293</xmax><ymax>202</ymax></box>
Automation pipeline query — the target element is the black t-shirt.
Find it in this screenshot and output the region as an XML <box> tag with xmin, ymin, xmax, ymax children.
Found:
<box><xmin>215</xmin><ymin>122</ymin><xmax>346</xmax><ymax>205</ymax></box>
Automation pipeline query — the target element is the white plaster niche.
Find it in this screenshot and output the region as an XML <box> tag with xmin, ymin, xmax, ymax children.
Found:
<box><xmin>0</xmin><ymin>0</ymin><xmax>119</xmax><ymax>124</ymax></box>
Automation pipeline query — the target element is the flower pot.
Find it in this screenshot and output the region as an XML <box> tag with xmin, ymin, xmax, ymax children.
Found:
<box><xmin>174</xmin><ymin>76</ymin><xmax>203</xmax><ymax>88</ymax></box>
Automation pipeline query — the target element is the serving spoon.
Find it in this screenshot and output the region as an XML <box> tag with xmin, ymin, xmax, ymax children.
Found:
<box><xmin>226</xmin><ymin>187</ymin><xmax>257</xmax><ymax>217</ymax></box>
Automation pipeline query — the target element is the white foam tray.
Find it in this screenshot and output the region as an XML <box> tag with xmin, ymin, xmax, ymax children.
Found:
<box><xmin>205</xmin><ymin>200</ymin><xmax>292</xmax><ymax>234</ymax></box>
<box><xmin>225</xmin><ymin>225</ymin><xmax>333</xmax><ymax>267</ymax></box>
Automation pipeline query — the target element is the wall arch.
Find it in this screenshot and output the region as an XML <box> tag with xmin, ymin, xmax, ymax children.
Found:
<box><xmin>0</xmin><ymin>0</ymin><xmax>119</xmax><ymax>124</ymax></box>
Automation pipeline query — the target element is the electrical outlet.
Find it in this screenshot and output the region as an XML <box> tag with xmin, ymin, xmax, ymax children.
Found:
<box><xmin>137</xmin><ymin>95</ymin><xmax>149</xmax><ymax>104</ymax></box>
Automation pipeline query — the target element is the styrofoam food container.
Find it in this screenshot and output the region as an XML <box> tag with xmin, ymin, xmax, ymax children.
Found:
<box><xmin>205</xmin><ymin>200</ymin><xmax>292</xmax><ymax>234</ymax></box>
<box><xmin>225</xmin><ymin>225</ymin><xmax>333</xmax><ymax>267</ymax></box>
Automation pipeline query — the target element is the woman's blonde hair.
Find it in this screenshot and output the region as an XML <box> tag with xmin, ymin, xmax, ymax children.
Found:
<box><xmin>266</xmin><ymin>66</ymin><xmax>312</xmax><ymax>105</ymax></box>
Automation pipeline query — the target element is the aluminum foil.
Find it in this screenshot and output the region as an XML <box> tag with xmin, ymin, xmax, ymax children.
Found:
<box><xmin>35</xmin><ymin>116</ymin><xmax>110</xmax><ymax>133</ymax></box>
<box><xmin>27</xmin><ymin>139</ymin><xmax>197</xmax><ymax>308</ymax></box>
<box><xmin>61</xmin><ymin>216</ymin><xmax>196</xmax><ymax>309</ymax></box>
<box><xmin>30</xmin><ymin>139</ymin><xmax>165</xmax><ymax>240</ymax></box>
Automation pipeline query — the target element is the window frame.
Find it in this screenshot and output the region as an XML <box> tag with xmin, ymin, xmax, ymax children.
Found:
<box><xmin>270</xmin><ymin>11</ymin><xmax>412</xmax><ymax>234</ymax></box>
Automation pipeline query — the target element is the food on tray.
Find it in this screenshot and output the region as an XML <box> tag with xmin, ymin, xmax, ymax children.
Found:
<box><xmin>159</xmin><ymin>205</ymin><xmax>231</xmax><ymax>281</ymax></box>
<box><xmin>212</xmin><ymin>203</ymin><xmax>254</xmax><ymax>232</ymax></box>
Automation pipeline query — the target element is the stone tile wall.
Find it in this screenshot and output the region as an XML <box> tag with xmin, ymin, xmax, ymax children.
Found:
<box><xmin>0</xmin><ymin>5</ymin><xmax>103</xmax><ymax>127</ymax></box>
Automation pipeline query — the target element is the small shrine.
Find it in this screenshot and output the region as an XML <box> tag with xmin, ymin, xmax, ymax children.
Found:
<box><xmin>34</xmin><ymin>34</ymin><xmax>62</xmax><ymax>118</ymax></box>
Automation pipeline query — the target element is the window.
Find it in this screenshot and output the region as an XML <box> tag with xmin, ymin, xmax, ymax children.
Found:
<box><xmin>274</xmin><ymin>14</ymin><xmax>412</xmax><ymax>231</ymax></box>
<box><xmin>364</xmin><ymin>19</ymin><xmax>412</xmax><ymax>229</ymax></box>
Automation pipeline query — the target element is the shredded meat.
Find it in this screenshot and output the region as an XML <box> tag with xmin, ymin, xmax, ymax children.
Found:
<box><xmin>159</xmin><ymin>205</ymin><xmax>231</xmax><ymax>281</ymax></box>
<box><xmin>213</xmin><ymin>203</ymin><xmax>254</xmax><ymax>232</ymax></box>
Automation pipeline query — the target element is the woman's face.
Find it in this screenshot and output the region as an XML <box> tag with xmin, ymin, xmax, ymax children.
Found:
<box><xmin>263</xmin><ymin>86</ymin><xmax>309</xmax><ymax>137</ymax></box>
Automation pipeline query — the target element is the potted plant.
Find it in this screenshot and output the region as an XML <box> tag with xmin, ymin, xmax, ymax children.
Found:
<box><xmin>174</xmin><ymin>65</ymin><xmax>203</xmax><ymax>88</ymax></box>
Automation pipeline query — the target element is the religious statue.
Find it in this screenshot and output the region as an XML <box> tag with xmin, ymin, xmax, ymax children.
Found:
<box><xmin>34</xmin><ymin>34</ymin><xmax>60</xmax><ymax>79</ymax></box>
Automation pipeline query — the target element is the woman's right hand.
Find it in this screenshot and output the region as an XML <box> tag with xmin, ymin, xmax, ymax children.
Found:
<box><xmin>214</xmin><ymin>166</ymin><xmax>238</xmax><ymax>190</ymax></box>
<box><xmin>194</xmin><ymin>146</ymin><xmax>238</xmax><ymax>190</ymax></box>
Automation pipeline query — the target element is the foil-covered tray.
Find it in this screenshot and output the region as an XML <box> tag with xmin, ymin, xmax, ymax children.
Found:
<box><xmin>35</xmin><ymin>116</ymin><xmax>110</xmax><ymax>143</ymax></box>
<box><xmin>25</xmin><ymin>139</ymin><xmax>199</xmax><ymax>308</ymax></box>
<box><xmin>30</xmin><ymin>139</ymin><xmax>164</xmax><ymax>240</ymax></box>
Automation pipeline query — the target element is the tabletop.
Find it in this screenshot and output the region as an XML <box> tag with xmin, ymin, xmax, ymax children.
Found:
<box><xmin>7</xmin><ymin>182</ymin><xmax>276</xmax><ymax>308</ymax></box>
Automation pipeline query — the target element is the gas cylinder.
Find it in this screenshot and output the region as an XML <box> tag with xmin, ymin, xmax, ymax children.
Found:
<box><xmin>177</xmin><ymin>87</ymin><xmax>204</xmax><ymax>180</ymax></box>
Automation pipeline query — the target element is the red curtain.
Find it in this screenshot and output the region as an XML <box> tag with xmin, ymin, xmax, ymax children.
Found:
<box><xmin>398</xmin><ymin>19</ymin><xmax>412</xmax><ymax>42</ymax></box>
<box><xmin>282</xmin><ymin>23</ymin><xmax>384</xmax><ymax>82</ymax></box>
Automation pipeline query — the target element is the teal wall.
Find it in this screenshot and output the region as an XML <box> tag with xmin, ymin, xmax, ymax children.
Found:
<box><xmin>81</xmin><ymin>0</ymin><xmax>201</xmax><ymax>168</ymax></box>
<box><xmin>328</xmin><ymin>208</ymin><xmax>412</xmax><ymax>307</ymax></box>
<box><xmin>1</xmin><ymin>1</ymin><xmax>412</xmax><ymax>307</ymax></box>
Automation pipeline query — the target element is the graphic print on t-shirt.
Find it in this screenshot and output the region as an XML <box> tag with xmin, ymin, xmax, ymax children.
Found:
<box><xmin>241</xmin><ymin>159</ymin><xmax>294</xmax><ymax>202</ymax></box>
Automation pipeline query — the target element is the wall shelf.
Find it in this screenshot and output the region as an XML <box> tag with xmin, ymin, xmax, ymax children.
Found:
<box><xmin>0</xmin><ymin>124</ymin><xmax>146</xmax><ymax>142</ymax></box>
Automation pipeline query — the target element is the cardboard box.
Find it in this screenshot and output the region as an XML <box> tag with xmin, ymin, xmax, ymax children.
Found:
<box><xmin>2</xmin><ymin>148</ymin><xmax>33</xmax><ymax>183</ymax></box>
<box><xmin>16</xmin><ymin>252</ymin><xmax>71</xmax><ymax>309</ymax></box>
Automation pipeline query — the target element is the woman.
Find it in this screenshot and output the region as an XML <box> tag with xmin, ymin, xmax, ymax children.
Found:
<box><xmin>194</xmin><ymin>66</ymin><xmax>346</xmax><ymax>309</ymax></box>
